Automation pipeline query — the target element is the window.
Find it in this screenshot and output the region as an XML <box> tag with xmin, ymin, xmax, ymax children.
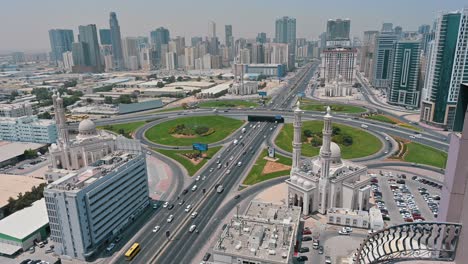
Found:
<box><xmin>345</xmin><ymin>218</ymin><xmax>350</xmax><ymax>225</ymax></box>
<box><xmin>329</xmin><ymin>216</ymin><xmax>334</xmax><ymax>222</ymax></box>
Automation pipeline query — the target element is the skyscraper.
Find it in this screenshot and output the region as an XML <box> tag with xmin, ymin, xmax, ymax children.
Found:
<box><xmin>359</xmin><ymin>31</ymin><xmax>379</xmax><ymax>78</ymax></box>
<box><xmin>78</xmin><ymin>24</ymin><xmax>103</xmax><ymax>72</ymax></box>
<box><xmin>225</xmin><ymin>25</ymin><xmax>233</xmax><ymax>47</ymax></box>
<box><xmin>256</xmin><ymin>32</ymin><xmax>267</xmax><ymax>44</ymax></box>
<box><xmin>99</xmin><ymin>29</ymin><xmax>111</xmax><ymax>45</ymax></box>
<box><xmin>420</xmin><ymin>9</ymin><xmax>468</xmax><ymax>129</ymax></box>
<box><xmin>48</xmin><ymin>29</ymin><xmax>74</xmax><ymax>64</ymax></box>
<box><xmin>209</xmin><ymin>21</ymin><xmax>216</xmax><ymax>38</ymax></box>
<box><xmin>275</xmin><ymin>16</ymin><xmax>296</xmax><ymax>70</ymax></box>
<box><xmin>109</xmin><ymin>12</ymin><xmax>124</xmax><ymax>70</ymax></box>
<box><xmin>326</xmin><ymin>19</ymin><xmax>351</xmax><ymax>44</ymax></box>
<box><xmin>150</xmin><ymin>27</ymin><xmax>170</xmax><ymax>66</ymax></box>
<box><xmin>371</xmin><ymin>27</ymin><xmax>398</xmax><ymax>88</ymax></box>
<box><xmin>418</xmin><ymin>24</ymin><xmax>431</xmax><ymax>34</ymax></box>
<box><xmin>387</xmin><ymin>39</ymin><xmax>421</xmax><ymax>107</ymax></box>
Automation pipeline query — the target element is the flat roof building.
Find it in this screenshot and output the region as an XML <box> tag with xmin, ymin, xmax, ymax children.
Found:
<box><xmin>0</xmin><ymin>115</ymin><xmax>57</xmax><ymax>144</ymax></box>
<box><xmin>0</xmin><ymin>102</ymin><xmax>33</xmax><ymax>118</ymax></box>
<box><xmin>0</xmin><ymin>199</ymin><xmax>49</xmax><ymax>256</ymax></box>
<box><xmin>212</xmin><ymin>201</ymin><xmax>302</xmax><ymax>264</ymax></box>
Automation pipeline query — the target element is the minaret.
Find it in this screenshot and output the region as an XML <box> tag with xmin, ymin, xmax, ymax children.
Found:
<box><xmin>292</xmin><ymin>101</ymin><xmax>302</xmax><ymax>169</ymax></box>
<box><xmin>53</xmin><ymin>91</ymin><xmax>69</xmax><ymax>145</ymax></box>
<box><xmin>318</xmin><ymin>106</ymin><xmax>332</xmax><ymax>214</ymax></box>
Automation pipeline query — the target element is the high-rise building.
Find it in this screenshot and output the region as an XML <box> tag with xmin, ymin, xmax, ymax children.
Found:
<box><xmin>48</xmin><ymin>29</ymin><xmax>74</xmax><ymax>64</ymax></box>
<box><xmin>421</xmin><ymin>31</ymin><xmax>435</xmax><ymax>56</ymax></box>
<box><xmin>418</xmin><ymin>24</ymin><xmax>431</xmax><ymax>34</ymax></box>
<box><xmin>256</xmin><ymin>32</ymin><xmax>267</xmax><ymax>44</ymax></box>
<box><xmin>191</xmin><ymin>36</ymin><xmax>203</xmax><ymax>47</ymax></box>
<box><xmin>274</xmin><ymin>16</ymin><xmax>296</xmax><ymax>70</ymax></box>
<box><xmin>359</xmin><ymin>31</ymin><xmax>379</xmax><ymax>78</ymax></box>
<box><xmin>387</xmin><ymin>39</ymin><xmax>421</xmax><ymax>107</ymax></box>
<box><xmin>122</xmin><ymin>37</ymin><xmax>140</xmax><ymax>70</ymax></box>
<box><xmin>326</xmin><ymin>19</ymin><xmax>351</xmax><ymax>47</ymax></box>
<box><xmin>78</xmin><ymin>24</ymin><xmax>103</xmax><ymax>72</ymax></box>
<box><xmin>321</xmin><ymin>47</ymin><xmax>357</xmax><ymax>84</ymax></box>
<box><xmin>381</xmin><ymin>23</ymin><xmax>393</xmax><ymax>32</ymax></box>
<box><xmin>99</xmin><ymin>29</ymin><xmax>111</xmax><ymax>45</ymax></box>
<box><xmin>209</xmin><ymin>21</ymin><xmax>216</xmax><ymax>38</ymax></box>
<box><xmin>150</xmin><ymin>27</ymin><xmax>170</xmax><ymax>66</ymax></box>
<box><xmin>62</xmin><ymin>51</ymin><xmax>74</xmax><ymax>72</ymax></box>
<box><xmin>109</xmin><ymin>12</ymin><xmax>124</xmax><ymax>70</ymax></box>
<box><xmin>71</xmin><ymin>42</ymin><xmax>87</xmax><ymax>69</ymax></box>
<box><xmin>420</xmin><ymin>9</ymin><xmax>468</xmax><ymax>129</ymax></box>
<box><xmin>225</xmin><ymin>25</ymin><xmax>233</xmax><ymax>47</ymax></box>
<box><xmin>371</xmin><ymin>29</ymin><xmax>398</xmax><ymax>88</ymax></box>
<box><xmin>165</xmin><ymin>52</ymin><xmax>177</xmax><ymax>70</ymax></box>
<box><xmin>394</xmin><ymin>26</ymin><xmax>403</xmax><ymax>38</ymax></box>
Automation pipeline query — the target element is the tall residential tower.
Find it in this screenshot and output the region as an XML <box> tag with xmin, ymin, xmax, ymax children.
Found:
<box><xmin>109</xmin><ymin>12</ymin><xmax>124</xmax><ymax>70</ymax></box>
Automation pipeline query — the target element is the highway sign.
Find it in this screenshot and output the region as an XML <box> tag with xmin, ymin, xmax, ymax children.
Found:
<box><xmin>258</xmin><ymin>91</ymin><xmax>267</xmax><ymax>96</ymax></box>
<box><xmin>192</xmin><ymin>143</ymin><xmax>208</xmax><ymax>151</ymax></box>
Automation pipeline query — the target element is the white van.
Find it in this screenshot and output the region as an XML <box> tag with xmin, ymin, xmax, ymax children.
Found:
<box><xmin>189</xmin><ymin>225</ymin><xmax>197</xmax><ymax>233</ymax></box>
<box><xmin>361</xmin><ymin>124</ymin><xmax>368</xmax><ymax>129</ymax></box>
<box><xmin>191</xmin><ymin>185</ymin><xmax>197</xmax><ymax>192</ymax></box>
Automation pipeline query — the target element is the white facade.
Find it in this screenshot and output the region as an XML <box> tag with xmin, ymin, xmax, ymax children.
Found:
<box><xmin>286</xmin><ymin>103</ymin><xmax>371</xmax><ymax>215</ymax></box>
<box><xmin>0</xmin><ymin>102</ymin><xmax>32</xmax><ymax>117</ymax></box>
<box><xmin>165</xmin><ymin>52</ymin><xmax>177</xmax><ymax>70</ymax></box>
<box><xmin>321</xmin><ymin>47</ymin><xmax>357</xmax><ymax>84</ymax></box>
<box><xmin>229</xmin><ymin>81</ymin><xmax>258</xmax><ymax>95</ymax></box>
<box><xmin>44</xmin><ymin>148</ymin><xmax>149</xmax><ymax>261</ymax></box>
<box><xmin>185</xmin><ymin>46</ymin><xmax>196</xmax><ymax>70</ymax></box>
<box><xmin>0</xmin><ymin>115</ymin><xmax>57</xmax><ymax>143</ymax></box>
<box><xmin>62</xmin><ymin>51</ymin><xmax>74</xmax><ymax>72</ymax></box>
<box><xmin>327</xmin><ymin>208</ymin><xmax>369</xmax><ymax>229</ymax></box>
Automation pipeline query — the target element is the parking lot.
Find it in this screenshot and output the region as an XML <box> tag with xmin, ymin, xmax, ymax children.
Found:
<box><xmin>0</xmin><ymin>241</ymin><xmax>59</xmax><ymax>264</ymax></box>
<box><xmin>370</xmin><ymin>171</ymin><xmax>441</xmax><ymax>226</ymax></box>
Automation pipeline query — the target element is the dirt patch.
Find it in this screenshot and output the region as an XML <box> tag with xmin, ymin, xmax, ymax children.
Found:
<box><xmin>180</xmin><ymin>152</ymin><xmax>207</xmax><ymax>165</ymax></box>
<box><xmin>171</xmin><ymin>134</ymin><xmax>197</xmax><ymax>138</ymax></box>
<box><xmin>262</xmin><ymin>161</ymin><xmax>291</xmax><ymax>174</ymax></box>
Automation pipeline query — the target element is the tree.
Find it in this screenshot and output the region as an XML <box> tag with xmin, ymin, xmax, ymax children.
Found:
<box><xmin>118</xmin><ymin>128</ymin><xmax>125</xmax><ymax>135</ymax></box>
<box><xmin>177</xmin><ymin>76</ymin><xmax>183</xmax><ymax>82</ymax></box>
<box><xmin>86</xmin><ymin>98</ymin><xmax>93</xmax><ymax>103</ymax></box>
<box><xmin>169</xmin><ymin>75</ymin><xmax>176</xmax><ymax>83</ymax></box>
<box><xmin>195</xmin><ymin>126</ymin><xmax>209</xmax><ymax>135</ymax></box>
<box><xmin>10</xmin><ymin>90</ymin><xmax>19</xmax><ymax>101</ymax></box>
<box><xmin>332</xmin><ymin>126</ymin><xmax>341</xmax><ymax>136</ymax></box>
<box><xmin>303</xmin><ymin>129</ymin><xmax>313</xmax><ymax>137</ymax></box>
<box><xmin>23</xmin><ymin>148</ymin><xmax>38</xmax><ymax>159</ymax></box>
<box><xmin>64</xmin><ymin>79</ymin><xmax>77</xmax><ymax>88</ymax></box>
<box><xmin>181</xmin><ymin>103</ymin><xmax>189</xmax><ymax>109</ymax></box>
<box><xmin>37</xmin><ymin>112</ymin><xmax>52</xmax><ymax>119</ymax></box>
<box><xmin>104</xmin><ymin>96</ymin><xmax>113</xmax><ymax>104</ymax></box>
<box><xmin>157</xmin><ymin>81</ymin><xmax>164</xmax><ymax>88</ymax></box>
<box><xmin>117</xmin><ymin>94</ymin><xmax>132</xmax><ymax>104</ymax></box>
<box><xmin>196</xmin><ymin>76</ymin><xmax>201</xmax><ymax>82</ymax></box>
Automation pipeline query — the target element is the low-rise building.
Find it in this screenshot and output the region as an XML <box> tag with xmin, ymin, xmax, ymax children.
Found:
<box><xmin>196</xmin><ymin>82</ymin><xmax>231</xmax><ymax>99</ymax></box>
<box><xmin>0</xmin><ymin>115</ymin><xmax>57</xmax><ymax>143</ymax></box>
<box><xmin>44</xmin><ymin>148</ymin><xmax>149</xmax><ymax>261</ymax></box>
<box><xmin>229</xmin><ymin>81</ymin><xmax>258</xmax><ymax>95</ymax></box>
<box><xmin>212</xmin><ymin>201</ymin><xmax>302</xmax><ymax>264</ymax></box>
<box><xmin>0</xmin><ymin>102</ymin><xmax>33</xmax><ymax>117</ymax></box>
<box><xmin>0</xmin><ymin>141</ymin><xmax>46</xmax><ymax>168</ymax></box>
<box><xmin>327</xmin><ymin>207</ymin><xmax>384</xmax><ymax>230</ymax></box>
<box><xmin>236</xmin><ymin>64</ymin><xmax>286</xmax><ymax>78</ymax></box>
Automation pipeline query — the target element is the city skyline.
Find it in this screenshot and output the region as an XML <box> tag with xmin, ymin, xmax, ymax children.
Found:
<box><xmin>0</xmin><ymin>0</ymin><xmax>465</xmax><ymax>52</ymax></box>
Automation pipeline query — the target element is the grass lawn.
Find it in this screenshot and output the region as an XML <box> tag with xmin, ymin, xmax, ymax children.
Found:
<box><xmin>275</xmin><ymin>121</ymin><xmax>382</xmax><ymax>159</ymax></box>
<box><xmin>98</xmin><ymin>121</ymin><xmax>146</xmax><ymax>138</ymax></box>
<box><xmin>300</xmin><ymin>99</ymin><xmax>366</xmax><ymax>113</ymax></box>
<box><xmin>243</xmin><ymin>149</ymin><xmax>292</xmax><ymax>185</ymax></box>
<box><xmin>366</xmin><ymin>114</ymin><xmax>397</xmax><ymax>124</ymax></box>
<box><xmin>145</xmin><ymin>116</ymin><xmax>243</xmax><ymax>146</ymax></box>
<box><xmin>198</xmin><ymin>100</ymin><xmax>258</xmax><ymax>108</ymax></box>
<box><xmin>153</xmin><ymin>146</ymin><xmax>222</xmax><ymax>176</ymax></box>
<box><xmin>403</xmin><ymin>142</ymin><xmax>447</xmax><ymax>168</ymax></box>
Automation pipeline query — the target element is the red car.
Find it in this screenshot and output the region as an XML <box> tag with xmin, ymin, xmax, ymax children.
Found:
<box><xmin>303</xmin><ymin>229</ymin><xmax>312</xmax><ymax>235</ymax></box>
<box><xmin>404</xmin><ymin>218</ymin><xmax>414</xmax><ymax>222</ymax></box>
<box><xmin>413</xmin><ymin>216</ymin><xmax>425</xmax><ymax>221</ymax></box>
<box><xmin>371</xmin><ymin>178</ymin><xmax>378</xmax><ymax>183</ymax></box>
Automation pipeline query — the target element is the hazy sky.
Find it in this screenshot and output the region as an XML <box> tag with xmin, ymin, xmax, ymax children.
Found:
<box><xmin>0</xmin><ymin>0</ymin><xmax>466</xmax><ymax>52</ymax></box>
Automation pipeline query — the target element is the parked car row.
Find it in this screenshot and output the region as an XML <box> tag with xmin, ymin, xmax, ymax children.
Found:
<box><xmin>414</xmin><ymin>177</ymin><xmax>443</xmax><ymax>189</ymax></box>
<box><xmin>389</xmin><ymin>179</ymin><xmax>424</xmax><ymax>223</ymax></box>
<box><xmin>370</xmin><ymin>178</ymin><xmax>390</xmax><ymax>221</ymax></box>
<box><xmin>418</xmin><ymin>187</ymin><xmax>439</xmax><ymax>218</ymax></box>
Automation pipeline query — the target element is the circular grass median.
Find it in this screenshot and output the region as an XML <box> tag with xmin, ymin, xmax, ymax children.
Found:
<box><xmin>275</xmin><ymin>120</ymin><xmax>382</xmax><ymax>159</ymax></box>
<box><xmin>145</xmin><ymin>116</ymin><xmax>243</xmax><ymax>146</ymax></box>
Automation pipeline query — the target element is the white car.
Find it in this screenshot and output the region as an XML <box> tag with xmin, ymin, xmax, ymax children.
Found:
<box><xmin>409</xmin><ymin>135</ymin><xmax>415</xmax><ymax>139</ymax></box>
<box><xmin>147</xmin><ymin>151</ymin><xmax>152</xmax><ymax>155</ymax></box>
<box><xmin>189</xmin><ymin>225</ymin><xmax>197</xmax><ymax>233</ymax></box>
<box><xmin>209</xmin><ymin>168</ymin><xmax>214</xmax><ymax>172</ymax></box>
<box><xmin>191</xmin><ymin>212</ymin><xmax>198</xmax><ymax>218</ymax></box>
<box><xmin>192</xmin><ymin>185</ymin><xmax>197</xmax><ymax>191</ymax></box>
<box><xmin>237</xmin><ymin>161</ymin><xmax>242</xmax><ymax>167</ymax></box>
<box><xmin>163</xmin><ymin>201</ymin><xmax>169</xmax><ymax>208</ymax></box>
<box><xmin>385</xmin><ymin>136</ymin><xmax>389</xmax><ymax>141</ymax></box>
<box><xmin>202</xmin><ymin>175</ymin><xmax>206</xmax><ymax>181</ymax></box>
<box><xmin>196</xmin><ymin>175</ymin><xmax>201</xmax><ymax>181</ymax></box>
<box><xmin>226</xmin><ymin>169</ymin><xmax>231</xmax><ymax>175</ymax></box>
<box><xmin>185</xmin><ymin>204</ymin><xmax>192</xmax><ymax>212</ymax></box>
<box><xmin>153</xmin><ymin>226</ymin><xmax>160</xmax><ymax>233</ymax></box>
<box><xmin>229</xmin><ymin>156</ymin><xmax>234</xmax><ymax>161</ymax></box>
<box><xmin>106</xmin><ymin>243</ymin><xmax>116</xmax><ymax>252</ymax></box>
<box><xmin>167</xmin><ymin>215</ymin><xmax>174</xmax><ymax>223</ymax></box>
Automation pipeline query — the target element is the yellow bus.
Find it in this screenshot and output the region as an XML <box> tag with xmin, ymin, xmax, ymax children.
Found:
<box><xmin>124</xmin><ymin>243</ymin><xmax>140</xmax><ymax>261</ymax></box>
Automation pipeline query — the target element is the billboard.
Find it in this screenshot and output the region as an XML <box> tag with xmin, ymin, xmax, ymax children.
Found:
<box><xmin>192</xmin><ymin>143</ymin><xmax>208</xmax><ymax>151</ymax></box>
<box><xmin>297</xmin><ymin>92</ymin><xmax>304</xmax><ymax>97</ymax></box>
<box><xmin>258</xmin><ymin>91</ymin><xmax>267</xmax><ymax>96</ymax></box>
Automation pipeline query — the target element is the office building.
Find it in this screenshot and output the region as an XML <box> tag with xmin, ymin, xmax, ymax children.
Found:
<box><xmin>11</xmin><ymin>52</ymin><xmax>25</xmax><ymax>64</ymax></box>
<box><xmin>326</xmin><ymin>19</ymin><xmax>351</xmax><ymax>47</ymax></box>
<box><xmin>256</xmin><ymin>32</ymin><xmax>267</xmax><ymax>44</ymax></box>
<box><xmin>150</xmin><ymin>27</ymin><xmax>170</xmax><ymax>66</ymax></box>
<box><xmin>100</xmin><ymin>45</ymin><xmax>113</xmax><ymax>72</ymax></box>
<box><xmin>109</xmin><ymin>12</ymin><xmax>124</xmax><ymax>70</ymax></box>
<box><xmin>275</xmin><ymin>16</ymin><xmax>296</xmax><ymax>69</ymax></box>
<box><xmin>71</xmin><ymin>42</ymin><xmax>87</xmax><ymax>69</ymax></box>
<box><xmin>418</xmin><ymin>24</ymin><xmax>431</xmax><ymax>34</ymax></box>
<box><xmin>165</xmin><ymin>51</ymin><xmax>177</xmax><ymax>70</ymax></box>
<box><xmin>77</xmin><ymin>24</ymin><xmax>103</xmax><ymax>72</ymax></box>
<box><xmin>286</xmin><ymin>105</ymin><xmax>370</xmax><ymax>215</ymax></box>
<box><xmin>0</xmin><ymin>102</ymin><xmax>32</xmax><ymax>117</ymax></box>
<box><xmin>122</xmin><ymin>37</ymin><xmax>140</xmax><ymax>70</ymax></box>
<box><xmin>0</xmin><ymin>116</ymin><xmax>57</xmax><ymax>144</ymax></box>
<box><xmin>321</xmin><ymin>47</ymin><xmax>357</xmax><ymax>84</ymax></box>
<box><xmin>191</xmin><ymin>36</ymin><xmax>203</xmax><ymax>47</ymax></box>
<box><xmin>388</xmin><ymin>39</ymin><xmax>421</xmax><ymax>107</ymax></box>
<box><xmin>371</xmin><ymin>29</ymin><xmax>398</xmax><ymax>89</ymax></box>
<box><xmin>62</xmin><ymin>51</ymin><xmax>74</xmax><ymax>72</ymax></box>
<box><xmin>212</xmin><ymin>201</ymin><xmax>302</xmax><ymax>264</ymax></box>
<box><xmin>359</xmin><ymin>31</ymin><xmax>379</xmax><ymax>78</ymax></box>
<box><xmin>420</xmin><ymin>9</ymin><xmax>468</xmax><ymax>129</ymax></box>
<box><xmin>99</xmin><ymin>29</ymin><xmax>111</xmax><ymax>45</ymax></box>
<box><xmin>381</xmin><ymin>23</ymin><xmax>393</xmax><ymax>32</ymax></box>
<box><xmin>49</xmin><ymin>29</ymin><xmax>74</xmax><ymax>64</ymax></box>
<box><xmin>225</xmin><ymin>25</ymin><xmax>233</xmax><ymax>47</ymax></box>
<box><xmin>44</xmin><ymin>143</ymin><xmax>148</xmax><ymax>261</ymax></box>
<box><xmin>394</xmin><ymin>26</ymin><xmax>403</xmax><ymax>38</ymax></box>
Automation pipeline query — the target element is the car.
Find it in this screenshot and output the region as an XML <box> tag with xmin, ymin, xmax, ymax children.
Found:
<box><xmin>147</xmin><ymin>151</ymin><xmax>152</xmax><ymax>155</ymax></box>
<box><xmin>153</xmin><ymin>226</ymin><xmax>160</xmax><ymax>233</ymax></box>
<box><xmin>163</xmin><ymin>201</ymin><xmax>169</xmax><ymax>208</ymax></box>
<box><xmin>20</xmin><ymin>259</ymin><xmax>32</xmax><ymax>264</ymax></box>
<box><xmin>299</xmin><ymin>247</ymin><xmax>309</xmax><ymax>253</ymax></box>
<box><xmin>209</xmin><ymin>168</ymin><xmax>214</xmax><ymax>172</ymax></box>
<box><xmin>302</xmin><ymin>236</ymin><xmax>312</xmax><ymax>241</ymax></box>
<box><xmin>226</xmin><ymin>169</ymin><xmax>231</xmax><ymax>174</ymax></box>
<box><xmin>189</xmin><ymin>224</ymin><xmax>197</xmax><ymax>233</ymax></box>
<box><xmin>338</xmin><ymin>230</ymin><xmax>350</xmax><ymax>235</ymax></box>
<box><xmin>296</xmin><ymin>256</ymin><xmax>308</xmax><ymax>262</ymax></box>
<box><xmin>313</xmin><ymin>239</ymin><xmax>320</xmax><ymax>249</ymax></box>
<box><xmin>192</xmin><ymin>185</ymin><xmax>197</xmax><ymax>192</ymax></box>
<box><xmin>182</xmin><ymin>189</ymin><xmax>188</xmax><ymax>195</ymax></box>
<box><xmin>303</xmin><ymin>229</ymin><xmax>312</xmax><ymax>235</ymax></box>
<box><xmin>325</xmin><ymin>256</ymin><xmax>332</xmax><ymax>264</ymax></box>
<box><xmin>234</xmin><ymin>194</ymin><xmax>240</xmax><ymax>199</ymax></box>
<box><xmin>345</xmin><ymin>227</ymin><xmax>353</xmax><ymax>233</ymax></box>
<box><xmin>153</xmin><ymin>203</ymin><xmax>159</xmax><ymax>209</ymax></box>
<box><xmin>191</xmin><ymin>212</ymin><xmax>198</xmax><ymax>218</ymax></box>
<box><xmin>237</xmin><ymin>161</ymin><xmax>242</xmax><ymax>167</ymax></box>
<box><xmin>202</xmin><ymin>175</ymin><xmax>206</xmax><ymax>181</ymax></box>
<box><xmin>106</xmin><ymin>242</ymin><xmax>115</xmax><ymax>252</ymax></box>
<box><xmin>167</xmin><ymin>215</ymin><xmax>174</xmax><ymax>223</ymax></box>
<box><xmin>385</xmin><ymin>136</ymin><xmax>389</xmax><ymax>141</ymax></box>
<box><xmin>318</xmin><ymin>246</ymin><xmax>324</xmax><ymax>254</ymax></box>
<box><xmin>203</xmin><ymin>252</ymin><xmax>211</xmax><ymax>261</ymax></box>
<box><xmin>185</xmin><ymin>204</ymin><xmax>192</xmax><ymax>212</ymax></box>
<box><xmin>196</xmin><ymin>175</ymin><xmax>201</xmax><ymax>181</ymax></box>
<box><xmin>167</xmin><ymin>204</ymin><xmax>174</xmax><ymax>210</ymax></box>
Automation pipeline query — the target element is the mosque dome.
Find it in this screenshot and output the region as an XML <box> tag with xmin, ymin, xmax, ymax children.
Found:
<box><xmin>78</xmin><ymin>119</ymin><xmax>97</xmax><ymax>136</ymax></box>
<box><xmin>290</xmin><ymin>175</ymin><xmax>298</xmax><ymax>183</ymax></box>
<box><xmin>330</xmin><ymin>142</ymin><xmax>341</xmax><ymax>159</ymax></box>
<box><xmin>297</xmin><ymin>178</ymin><xmax>304</xmax><ymax>186</ymax></box>
<box><xmin>304</xmin><ymin>181</ymin><xmax>313</xmax><ymax>189</ymax></box>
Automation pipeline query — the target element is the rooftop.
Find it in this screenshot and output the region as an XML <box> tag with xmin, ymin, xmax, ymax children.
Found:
<box><xmin>0</xmin><ymin>141</ymin><xmax>46</xmax><ymax>163</ymax></box>
<box><xmin>213</xmin><ymin>201</ymin><xmax>301</xmax><ymax>264</ymax></box>
<box><xmin>0</xmin><ymin>174</ymin><xmax>46</xmax><ymax>208</ymax></box>
<box><xmin>0</xmin><ymin>198</ymin><xmax>48</xmax><ymax>239</ymax></box>
<box><xmin>198</xmin><ymin>82</ymin><xmax>232</xmax><ymax>94</ymax></box>
<box><xmin>47</xmin><ymin>150</ymin><xmax>140</xmax><ymax>192</ymax></box>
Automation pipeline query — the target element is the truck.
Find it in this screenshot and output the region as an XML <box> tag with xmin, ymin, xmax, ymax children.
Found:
<box><xmin>241</xmin><ymin>127</ymin><xmax>246</xmax><ymax>133</ymax></box>
<box><xmin>217</xmin><ymin>185</ymin><xmax>224</xmax><ymax>193</ymax></box>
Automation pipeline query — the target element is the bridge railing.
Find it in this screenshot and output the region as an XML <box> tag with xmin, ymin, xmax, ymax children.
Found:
<box><xmin>354</xmin><ymin>222</ymin><xmax>462</xmax><ymax>264</ymax></box>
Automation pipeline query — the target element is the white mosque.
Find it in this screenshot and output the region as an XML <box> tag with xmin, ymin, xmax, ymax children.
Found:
<box><xmin>286</xmin><ymin>102</ymin><xmax>371</xmax><ymax>215</ymax></box>
<box><xmin>46</xmin><ymin>91</ymin><xmax>141</xmax><ymax>182</ymax></box>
